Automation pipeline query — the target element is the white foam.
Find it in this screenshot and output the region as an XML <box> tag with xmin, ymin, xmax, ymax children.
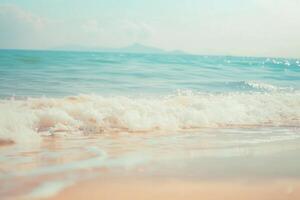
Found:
<box><xmin>244</xmin><ymin>81</ymin><xmax>291</xmax><ymax>92</ymax></box>
<box><xmin>0</xmin><ymin>91</ymin><xmax>299</xmax><ymax>143</ymax></box>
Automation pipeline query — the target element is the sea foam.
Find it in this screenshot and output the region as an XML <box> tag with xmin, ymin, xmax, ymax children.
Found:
<box><xmin>0</xmin><ymin>91</ymin><xmax>299</xmax><ymax>143</ymax></box>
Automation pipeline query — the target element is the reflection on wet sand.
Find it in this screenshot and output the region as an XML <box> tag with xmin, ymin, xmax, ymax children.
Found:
<box><xmin>0</xmin><ymin>127</ymin><xmax>300</xmax><ymax>199</ymax></box>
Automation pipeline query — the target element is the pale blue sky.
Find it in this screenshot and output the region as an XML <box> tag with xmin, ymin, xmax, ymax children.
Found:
<box><xmin>0</xmin><ymin>0</ymin><xmax>300</xmax><ymax>57</ymax></box>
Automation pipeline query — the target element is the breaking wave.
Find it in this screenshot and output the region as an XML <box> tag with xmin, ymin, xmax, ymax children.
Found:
<box><xmin>0</xmin><ymin>91</ymin><xmax>300</xmax><ymax>143</ymax></box>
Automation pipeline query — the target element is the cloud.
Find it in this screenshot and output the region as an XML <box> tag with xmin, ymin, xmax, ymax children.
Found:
<box><xmin>0</xmin><ymin>4</ymin><xmax>47</xmax><ymax>49</ymax></box>
<box><xmin>146</xmin><ymin>0</ymin><xmax>300</xmax><ymax>57</ymax></box>
<box><xmin>0</xmin><ymin>4</ymin><xmax>154</xmax><ymax>49</ymax></box>
<box><xmin>0</xmin><ymin>1</ymin><xmax>300</xmax><ymax>58</ymax></box>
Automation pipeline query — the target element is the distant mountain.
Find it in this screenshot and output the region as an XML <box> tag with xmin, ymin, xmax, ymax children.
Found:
<box><xmin>116</xmin><ymin>43</ymin><xmax>165</xmax><ymax>54</ymax></box>
<box><xmin>52</xmin><ymin>43</ymin><xmax>187</xmax><ymax>55</ymax></box>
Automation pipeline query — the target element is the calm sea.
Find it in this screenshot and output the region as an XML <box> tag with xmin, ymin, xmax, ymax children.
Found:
<box><xmin>0</xmin><ymin>49</ymin><xmax>299</xmax><ymax>97</ymax></box>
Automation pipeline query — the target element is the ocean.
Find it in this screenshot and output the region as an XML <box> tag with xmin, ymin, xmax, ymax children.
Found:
<box><xmin>1</xmin><ymin>50</ymin><xmax>299</xmax><ymax>97</ymax></box>
<box><xmin>0</xmin><ymin>49</ymin><xmax>300</xmax><ymax>199</ymax></box>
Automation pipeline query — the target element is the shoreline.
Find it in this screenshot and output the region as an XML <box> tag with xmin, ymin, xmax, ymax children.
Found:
<box><xmin>1</xmin><ymin>128</ymin><xmax>300</xmax><ymax>200</ymax></box>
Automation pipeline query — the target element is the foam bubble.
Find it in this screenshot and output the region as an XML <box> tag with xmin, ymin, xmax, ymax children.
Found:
<box><xmin>0</xmin><ymin>91</ymin><xmax>299</xmax><ymax>143</ymax></box>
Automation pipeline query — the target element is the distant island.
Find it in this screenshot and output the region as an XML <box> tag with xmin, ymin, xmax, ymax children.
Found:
<box><xmin>52</xmin><ymin>43</ymin><xmax>187</xmax><ymax>55</ymax></box>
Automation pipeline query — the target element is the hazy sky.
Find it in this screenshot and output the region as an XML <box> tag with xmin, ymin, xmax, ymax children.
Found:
<box><xmin>0</xmin><ymin>0</ymin><xmax>300</xmax><ymax>57</ymax></box>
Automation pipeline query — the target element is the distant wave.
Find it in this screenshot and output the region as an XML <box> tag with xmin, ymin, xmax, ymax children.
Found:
<box><xmin>227</xmin><ymin>81</ymin><xmax>293</xmax><ymax>92</ymax></box>
<box><xmin>1</xmin><ymin>91</ymin><xmax>299</xmax><ymax>143</ymax></box>
<box><xmin>243</xmin><ymin>81</ymin><xmax>293</xmax><ymax>92</ymax></box>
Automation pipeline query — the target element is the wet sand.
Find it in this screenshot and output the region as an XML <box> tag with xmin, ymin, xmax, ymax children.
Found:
<box><xmin>0</xmin><ymin>139</ymin><xmax>14</xmax><ymax>146</ymax></box>
<box><xmin>47</xmin><ymin>178</ymin><xmax>300</xmax><ymax>200</ymax></box>
<box><xmin>1</xmin><ymin>127</ymin><xmax>300</xmax><ymax>200</ymax></box>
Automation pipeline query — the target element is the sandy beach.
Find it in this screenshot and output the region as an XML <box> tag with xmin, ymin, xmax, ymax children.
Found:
<box><xmin>46</xmin><ymin>178</ymin><xmax>300</xmax><ymax>200</ymax></box>
<box><xmin>1</xmin><ymin>128</ymin><xmax>299</xmax><ymax>200</ymax></box>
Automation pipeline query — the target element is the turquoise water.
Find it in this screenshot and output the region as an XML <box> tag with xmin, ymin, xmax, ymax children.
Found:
<box><xmin>0</xmin><ymin>50</ymin><xmax>299</xmax><ymax>97</ymax></box>
<box><xmin>0</xmin><ymin>49</ymin><xmax>299</xmax><ymax>142</ymax></box>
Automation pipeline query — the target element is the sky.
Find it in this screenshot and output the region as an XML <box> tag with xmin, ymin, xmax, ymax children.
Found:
<box><xmin>0</xmin><ymin>0</ymin><xmax>300</xmax><ymax>58</ymax></box>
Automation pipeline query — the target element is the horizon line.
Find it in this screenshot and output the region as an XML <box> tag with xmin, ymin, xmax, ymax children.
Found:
<box><xmin>0</xmin><ymin>47</ymin><xmax>299</xmax><ymax>60</ymax></box>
